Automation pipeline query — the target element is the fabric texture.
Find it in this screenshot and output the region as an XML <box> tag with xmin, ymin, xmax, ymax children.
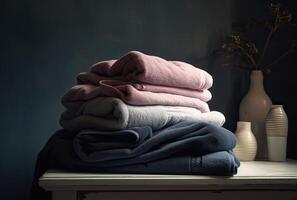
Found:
<box><xmin>76</xmin><ymin>151</ymin><xmax>239</xmax><ymax>175</ymax></box>
<box><xmin>64</xmin><ymin>51</ymin><xmax>213</xmax><ymax>110</ymax></box>
<box><xmin>62</xmin><ymin>80</ymin><xmax>212</xmax><ymax>111</ymax></box>
<box><xmin>60</xmin><ymin>97</ymin><xmax>225</xmax><ymax>131</ymax></box>
<box><xmin>73</xmin><ymin>121</ymin><xmax>237</xmax><ymax>167</ymax></box>
<box><xmin>79</xmin><ymin>51</ymin><xmax>213</xmax><ymax>90</ymax></box>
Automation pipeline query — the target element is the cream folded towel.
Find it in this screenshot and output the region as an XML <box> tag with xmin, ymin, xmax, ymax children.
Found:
<box><xmin>60</xmin><ymin>97</ymin><xmax>225</xmax><ymax>131</ymax></box>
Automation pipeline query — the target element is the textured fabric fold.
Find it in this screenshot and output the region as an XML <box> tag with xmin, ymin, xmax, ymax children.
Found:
<box><xmin>60</xmin><ymin>97</ymin><xmax>225</xmax><ymax>131</ymax></box>
<box><xmin>87</xmin><ymin>51</ymin><xmax>213</xmax><ymax>90</ymax></box>
<box><xmin>77</xmin><ymin>127</ymin><xmax>152</xmax><ymax>152</ymax></box>
<box><xmin>62</xmin><ymin>83</ymin><xmax>210</xmax><ymax>112</ymax></box>
<box><xmin>63</xmin><ymin>51</ymin><xmax>213</xmax><ymax>111</ymax></box>
<box><xmin>62</xmin><ymin>81</ymin><xmax>212</xmax><ymax>110</ymax></box>
<box><xmin>73</xmin><ymin>121</ymin><xmax>237</xmax><ymax>167</ymax></box>
<box><xmin>78</xmin><ymin>151</ymin><xmax>239</xmax><ymax>176</ymax></box>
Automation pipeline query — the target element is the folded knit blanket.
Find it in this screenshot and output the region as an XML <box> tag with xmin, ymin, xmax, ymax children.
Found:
<box><xmin>62</xmin><ymin>80</ymin><xmax>212</xmax><ymax>111</ymax></box>
<box><xmin>79</xmin><ymin>51</ymin><xmax>213</xmax><ymax>90</ymax></box>
<box><xmin>60</xmin><ymin>97</ymin><xmax>225</xmax><ymax>131</ymax></box>
<box><xmin>74</xmin><ymin>121</ymin><xmax>237</xmax><ymax>167</ymax></box>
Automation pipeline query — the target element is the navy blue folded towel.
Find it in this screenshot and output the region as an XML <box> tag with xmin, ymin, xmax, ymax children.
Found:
<box><xmin>74</xmin><ymin>151</ymin><xmax>239</xmax><ymax>176</ymax></box>
<box><xmin>74</xmin><ymin>121</ymin><xmax>237</xmax><ymax>168</ymax></box>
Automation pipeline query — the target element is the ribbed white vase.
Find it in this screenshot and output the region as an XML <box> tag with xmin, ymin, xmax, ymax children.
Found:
<box><xmin>233</xmin><ymin>121</ymin><xmax>257</xmax><ymax>161</ymax></box>
<box><xmin>265</xmin><ymin>105</ymin><xmax>288</xmax><ymax>161</ymax></box>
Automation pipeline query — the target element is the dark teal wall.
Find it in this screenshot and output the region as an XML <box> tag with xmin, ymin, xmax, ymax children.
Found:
<box><xmin>0</xmin><ymin>1</ymin><xmax>296</xmax><ymax>199</ymax></box>
<box><xmin>0</xmin><ymin>1</ymin><xmax>232</xmax><ymax>199</ymax></box>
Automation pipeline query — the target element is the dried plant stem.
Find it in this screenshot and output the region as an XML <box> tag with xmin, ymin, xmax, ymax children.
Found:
<box><xmin>260</xmin><ymin>10</ymin><xmax>279</xmax><ymax>66</ymax></box>
<box><xmin>219</xmin><ymin>3</ymin><xmax>296</xmax><ymax>72</ymax></box>
<box><xmin>266</xmin><ymin>49</ymin><xmax>291</xmax><ymax>69</ymax></box>
<box><xmin>238</xmin><ymin>46</ymin><xmax>258</xmax><ymax>69</ymax></box>
<box><xmin>261</xmin><ymin>30</ymin><xmax>274</xmax><ymax>64</ymax></box>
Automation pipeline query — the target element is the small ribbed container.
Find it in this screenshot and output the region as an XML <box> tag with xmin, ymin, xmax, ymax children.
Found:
<box><xmin>265</xmin><ymin>105</ymin><xmax>288</xmax><ymax>161</ymax></box>
<box><xmin>233</xmin><ymin>121</ymin><xmax>257</xmax><ymax>161</ymax></box>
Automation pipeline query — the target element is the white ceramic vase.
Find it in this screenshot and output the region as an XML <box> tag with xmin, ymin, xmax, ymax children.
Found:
<box><xmin>233</xmin><ymin>121</ymin><xmax>257</xmax><ymax>161</ymax></box>
<box><xmin>239</xmin><ymin>70</ymin><xmax>272</xmax><ymax>160</ymax></box>
<box><xmin>265</xmin><ymin>105</ymin><xmax>288</xmax><ymax>161</ymax></box>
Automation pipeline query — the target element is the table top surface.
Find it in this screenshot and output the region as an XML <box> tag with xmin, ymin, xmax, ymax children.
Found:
<box><xmin>39</xmin><ymin>160</ymin><xmax>297</xmax><ymax>191</ymax></box>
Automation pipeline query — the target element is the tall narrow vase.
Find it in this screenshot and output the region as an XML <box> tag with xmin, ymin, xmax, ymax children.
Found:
<box><xmin>239</xmin><ymin>70</ymin><xmax>272</xmax><ymax>160</ymax></box>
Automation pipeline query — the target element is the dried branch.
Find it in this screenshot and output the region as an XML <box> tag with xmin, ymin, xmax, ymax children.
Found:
<box><xmin>237</xmin><ymin>45</ymin><xmax>258</xmax><ymax>69</ymax></box>
<box><xmin>266</xmin><ymin>49</ymin><xmax>291</xmax><ymax>69</ymax></box>
<box><xmin>217</xmin><ymin>1</ymin><xmax>296</xmax><ymax>73</ymax></box>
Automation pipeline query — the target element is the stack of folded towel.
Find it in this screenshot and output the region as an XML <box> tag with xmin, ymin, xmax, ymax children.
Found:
<box><xmin>32</xmin><ymin>52</ymin><xmax>240</xmax><ymax>199</ymax></box>
<box><xmin>31</xmin><ymin>51</ymin><xmax>239</xmax><ymax>199</ymax></box>
<box><xmin>60</xmin><ymin>51</ymin><xmax>225</xmax><ymax>131</ymax></box>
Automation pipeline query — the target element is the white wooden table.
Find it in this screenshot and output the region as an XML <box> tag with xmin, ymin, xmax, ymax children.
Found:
<box><xmin>39</xmin><ymin>160</ymin><xmax>297</xmax><ymax>200</ymax></box>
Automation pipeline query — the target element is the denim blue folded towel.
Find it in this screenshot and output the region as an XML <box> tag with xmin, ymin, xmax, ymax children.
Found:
<box><xmin>74</xmin><ymin>121</ymin><xmax>237</xmax><ymax>168</ymax></box>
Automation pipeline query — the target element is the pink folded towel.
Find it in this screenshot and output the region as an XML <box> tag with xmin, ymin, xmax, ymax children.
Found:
<box><xmin>62</xmin><ymin>82</ymin><xmax>210</xmax><ymax>112</ymax></box>
<box><xmin>63</xmin><ymin>51</ymin><xmax>213</xmax><ymax>112</ymax></box>
<box><xmin>88</xmin><ymin>51</ymin><xmax>213</xmax><ymax>90</ymax></box>
<box><xmin>99</xmin><ymin>80</ymin><xmax>212</xmax><ymax>101</ymax></box>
